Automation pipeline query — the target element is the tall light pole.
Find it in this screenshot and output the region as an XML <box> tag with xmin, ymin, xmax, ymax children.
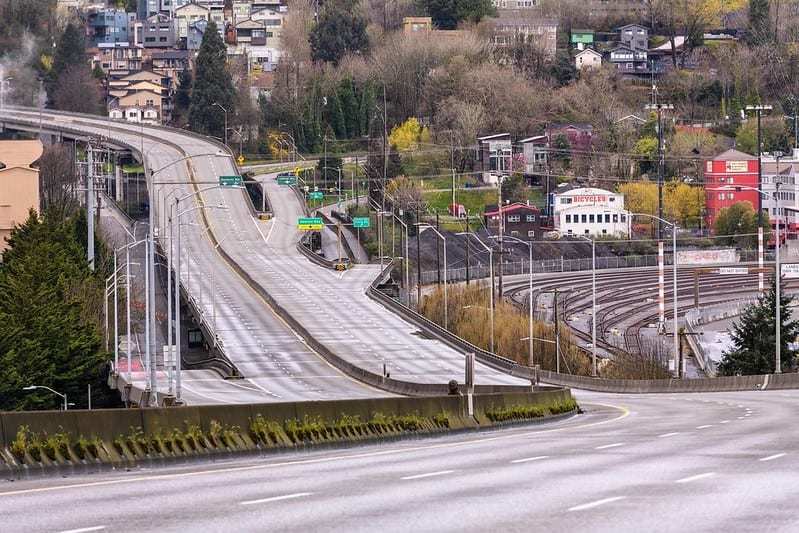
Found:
<box><xmin>212</xmin><ymin>102</ymin><xmax>229</xmax><ymax>147</ymax></box>
<box><xmin>417</xmin><ymin>223</ymin><xmax>448</xmax><ymax>330</ymax></box>
<box><xmin>457</xmin><ymin>232</ymin><xmax>495</xmax><ymax>353</ymax></box>
<box><xmin>746</xmin><ymin>104</ymin><xmax>772</xmax><ymax>228</ymax></box>
<box><xmin>645</xmin><ymin>103</ymin><xmax>674</xmax><ymax>240</ymax></box>
<box><xmin>576</xmin><ymin>234</ymin><xmax>597</xmax><ymax>377</ymax></box>
<box><xmin>631</xmin><ymin>212</ymin><xmax>679</xmax><ymax>377</ymax></box>
<box><xmin>22</xmin><ymin>385</ymin><xmax>67</xmax><ymax>411</ymax></box>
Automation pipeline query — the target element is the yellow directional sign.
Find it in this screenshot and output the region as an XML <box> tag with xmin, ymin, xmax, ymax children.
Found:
<box><xmin>294</xmin><ymin>166</ymin><xmax>301</xmax><ymax>176</ymax></box>
<box><xmin>237</xmin><ymin>155</ymin><xmax>245</xmax><ymax>165</ymax></box>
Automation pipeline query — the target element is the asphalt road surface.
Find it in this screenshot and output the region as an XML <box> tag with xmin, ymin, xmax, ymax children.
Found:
<box><xmin>2</xmin><ymin>389</ymin><xmax>797</xmax><ymax>532</ymax></box>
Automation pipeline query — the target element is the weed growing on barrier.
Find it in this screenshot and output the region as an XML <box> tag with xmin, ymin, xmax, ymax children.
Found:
<box><xmin>10</xmin><ymin>426</ymin><xmax>32</xmax><ymax>462</ymax></box>
<box><xmin>74</xmin><ymin>436</ymin><xmax>102</xmax><ymax>460</ymax></box>
<box><xmin>484</xmin><ymin>398</ymin><xmax>577</xmax><ymax>423</ymax></box>
<box><xmin>250</xmin><ymin>415</ymin><xmax>283</xmax><ymax>445</ymax></box>
<box><xmin>208</xmin><ymin>420</ymin><xmax>241</xmax><ymax>449</ymax></box>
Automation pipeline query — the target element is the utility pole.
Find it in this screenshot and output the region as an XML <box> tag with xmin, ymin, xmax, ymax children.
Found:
<box><xmin>87</xmin><ymin>144</ymin><xmax>95</xmax><ymax>271</ymax></box>
<box><xmin>784</xmin><ymin>113</ymin><xmax>799</xmax><ymax>150</ymax></box>
<box><xmin>497</xmin><ymin>175</ymin><xmax>504</xmax><ymax>297</ymax></box>
<box><xmin>436</xmin><ymin>212</ymin><xmax>441</xmax><ymax>285</ymax></box>
<box><xmin>450</xmin><ymin>131</ymin><xmax>456</xmax><ymax>210</ymax></box>
<box><xmin>416</xmin><ymin>207</ymin><xmax>422</xmax><ymax>307</ymax></box>
<box><xmin>465</xmin><ymin>212</ymin><xmax>470</xmax><ymax>285</ymax></box>
<box><xmin>382</xmin><ymin>85</ymin><xmax>388</xmax><ymax>213</ymax></box>
<box><xmin>554</xmin><ymin>289</ymin><xmax>560</xmax><ymax>374</ymax></box>
<box><xmin>645</xmin><ymin>103</ymin><xmax>674</xmax><ymax>240</ymax></box>
<box><xmin>747</xmin><ymin>104</ymin><xmax>772</xmax><ymax>228</ymax></box>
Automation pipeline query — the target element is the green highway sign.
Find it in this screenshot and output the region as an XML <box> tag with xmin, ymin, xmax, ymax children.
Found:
<box><xmin>219</xmin><ymin>175</ymin><xmax>242</xmax><ymax>187</ymax></box>
<box><xmin>298</xmin><ymin>217</ymin><xmax>324</xmax><ymax>231</ymax></box>
<box><xmin>353</xmin><ymin>217</ymin><xmax>370</xmax><ymax>229</ymax></box>
<box><xmin>309</xmin><ymin>191</ymin><xmax>324</xmax><ymax>201</ymax></box>
<box><xmin>277</xmin><ymin>175</ymin><xmax>296</xmax><ymax>186</ymax></box>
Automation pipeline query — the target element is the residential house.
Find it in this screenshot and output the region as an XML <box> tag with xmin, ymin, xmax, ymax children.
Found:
<box><xmin>609</xmin><ymin>44</ymin><xmax>650</xmax><ymax>75</ymax></box>
<box><xmin>575</xmin><ymin>48</ymin><xmax>602</xmax><ymax>70</ymax></box>
<box><xmin>87</xmin><ymin>8</ymin><xmax>130</xmax><ymax>46</ymax></box>
<box><xmin>648</xmin><ymin>36</ymin><xmax>687</xmax><ymax>73</ymax></box>
<box><xmin>401</xmin><ymin>17</ymin><xmax>466</xmax><ymax>40</ymax></box>
<box><xmin>618</xmin><ymin>23</ymin><xmax>649</xmax><ymax>50</ymax></box>
<box><xmin>187</xmin><ymin>19</ymin><xmax>209</xmax><ymax>52</ymax></box>
<box><xmin>703</xmin><ymin>148</ymin><xmax>759</xmax><ymax>231</ymax></box>
<box><xmin>519</xmin><ymin>135</ymin><xmax>548</xmax><ymax>176</ymax></box>
<box><xmin>251</xmin><ymin>6</ymin><xmax>285</xmax><ymax>42</ymax></box>
<box><xmin>108</xmin><ymin>70</ymin><xmax>169</xmax><ymax>124</ymax></box>
<box><xmin>571</xmin><ymin>29</ymin><xmax>595</xmax><ymax>50</ymax></box>
<box><xmin>477</xmin><ymin>133</ymin><xmax>512</xmax><ymax>185</ymax></box>
<box><xmin>548</xmin><ymin>123</ymin><xmax>594</xmax><ymax>155</ymax></box>
<box><xmin>92</xmin><ymin>43</ymin><xmax>143</xmax><ymax>77</ymax></box>
<box><xmin>229</xmin><ymin>18</ymin><xmax>274</xmax><ymax>70</ymax></box>
<box><xmin>484</xmin><ymin>202</ymin><xmax>544</xmax><ymax>240</ymax></box>
<box><xmin>138</xmin><ymin>0</ymin><xmax>160</xmax><ymax>20</ymax></box>
<box><xmin>0</xmin><ymin>140</ymin><xmax>42</xmax><ymax>254</ymax></box>
<box><xmin>174</xmin><ymin>3</ymin><xmax>210</xmax><ymax>41</ymax></box>
<box><xmin>491</xmin><ymin>12</ymin><xmax>558</xmax><ymax>58</ymax></box>
<box><xmin>139</xmin><ymin>14</ymin><xmax>177</xmax><ymax>49</ymax></box>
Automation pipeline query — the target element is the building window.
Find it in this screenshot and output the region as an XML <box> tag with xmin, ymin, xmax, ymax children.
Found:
<box><xmin>602</xmin><ymin>229</ymin><xmax>608</xmax><ymax>234</ymax></box>
<box><xmin>528</xmin><ymin>230</ymin><xmax>535</xmax><ymax>237</ymax></box>
<box><xmin>511</xmin><ymin>230</ymin><xmax>519</xmax><ymax>236</ymax></box>
<box><xmin>581</xmin><ymin>214</ymin><xmax>587</xmax><ymax>223</ymax></box>
<box><xmin>589</xmin><ymin>214</ymin><xmax>595</xmax><ymax>223</ymax></box>
<box><xmin>565</xmin><ymin>214</ymin><xmax>571</xmax><ymax>223</ymax></box>
<box><xmin>508</xmin><ymin>215</ymin><xmax>521</xmax><ymax>223</ymax></box>
<box><xmin>621</xmin><ymin>214</ymin><xmax>627</xmax><ymax>222</ymax></box>
<box><xmin>613</xmin><ymin>214</ymin><xmax>618</xmax><ymax>223</ymax></box>
<box><xmin>526</xmin><ymin>214</ymin><xmax>535</xmax><ymax>222</ymax></box>
<box><xmin>605</xmin><ymin>214</ymin><xmax>611</xmax><ymax>223</ymax></box>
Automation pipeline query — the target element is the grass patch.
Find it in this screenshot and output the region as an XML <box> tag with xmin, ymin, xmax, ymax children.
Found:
<box><xmin>485</xmin><ymin>398</ymin><xmax>578</xmax><ymax>423</ymax></box>
<box><xmin>423</xmin><ymin>189</ymin><xmax>497</xmax><ymax>216</ymax></box>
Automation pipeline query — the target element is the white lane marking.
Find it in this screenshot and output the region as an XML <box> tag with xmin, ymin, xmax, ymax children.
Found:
<box><xmin>0</xmin><ymin>403</ymin><xmax>628</xmax><ymax>499</ymax></box>
<box><xmin>240</xmin><ymin>492</ymin><xmax>313</xmax><ymax>506</ymax></box>
<box><xmin>595</xmin><ymin>442</ymin><xmax>625</xmax><ymax>450</ymax></box>
<box><xmin>511</xmin><ymin>455</ymin><xmax>549</xmax><ymax>464</ymax></box>
<box><xmin>401</xmin><ymin>470</ymin><xmax>455</xmax><ymax>481</ymax></box>
<box><xmin>659</xmin><ymin>432</ymin><xmax>680</xmax><ymax>438</ymax></box>
<box><xmin>695</xmin><ymin>425</ymin><xmax>713</xmax><ymax>429</ymax></box>
<box><xmin>58</xmin><ymin>527</ymin><xmax>106</xmax><ymax>533</ymax></box>
<box><xmin>759</xmin><ymin>453</ymin><xmax>787</xmax><ymax>462</ymax></box>
<box><xmin>719</xmin><ymin>420</ymin><xmax>730</xmax><ymax>424</ymax></box>
<box><xmin>568</xmin><ymin>496</ymin><xmax>626</xmax><ymax>512</ymax></box>
<box><xmin>675</xmin><ymin>472</ymin><xmax>716</xmax><ymax>484</ymax></box>
<box><xmin>737</xmin><ymin>416</ymin><xmax>745</xmax><ymax>420</ymax></box>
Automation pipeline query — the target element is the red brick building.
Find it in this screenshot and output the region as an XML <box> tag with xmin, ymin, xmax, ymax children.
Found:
<box><xmin>704</xmin><ymin>149</ymin><xmax>759</xmax><ymax>231</ymax></box>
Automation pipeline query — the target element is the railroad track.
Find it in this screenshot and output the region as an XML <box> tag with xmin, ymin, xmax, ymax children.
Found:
<box><xmin>504</xmin><ymin>266</ymin><xmax>796</xmax><ymax>369</ymax></box>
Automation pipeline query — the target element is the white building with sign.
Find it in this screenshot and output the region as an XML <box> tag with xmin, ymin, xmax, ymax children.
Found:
<box><xmin>553</xmin><ymin>185</ymin><xmax>630</xmax><ymax>237</ymax></box>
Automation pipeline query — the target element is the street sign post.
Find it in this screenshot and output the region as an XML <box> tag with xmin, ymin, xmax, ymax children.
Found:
<box><xmin>277</xmin><ymin>175</ymin><xmax>296</xmax><ymax>186</ymax></box>
<box><xmin>237</xmin><ymin>155</ymin><xmax>245</xmax><ymax>165</ymax></box>
<box><xmin>309</xmin><ymin>191</ymin><xmax>324</xmax><ymax>201</ymax></box>
<box><xmin>353</xmin><ymin>217</ymin><xmax>370</xmax><ymax>229</ymax></box>
<box><xmin>782</xmin><ymin>263</ymin><xmax>799</xmax><ymax>278</ymax></box>
<box><xmin>298</xmin><ymin>217</ymin><xmax>323</xmax><ymax>231</ymax></box>
<box><xmin>219</xmin><ymin>175</ymin><xmax>242</xmax><ymax>187</ymax></box>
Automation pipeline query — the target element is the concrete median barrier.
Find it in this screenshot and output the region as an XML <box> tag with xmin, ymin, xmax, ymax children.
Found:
<box><xmin>0</xmin><ymin>389</ymin><xmax>574</xmax><ymax>478</ymax></box>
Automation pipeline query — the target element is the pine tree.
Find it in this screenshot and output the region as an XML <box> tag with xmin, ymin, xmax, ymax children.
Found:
<box><xmin>327</xmin><ymin>90</ymin><xmax>346</xmax><ymax>139</ymax></box>
<box><xmin>188</xmin><ymin>21</ymin><xmax>236</xmax><ymax>139</ymax></box>
<box><xmin>174</xmin><ymin>68</ymin><xmax>193</xmax><ymax>115</ymax></box>
<box><xmin>47</xmin><ymin>22</ymin><xmax>89</xmax><ymax>97</ymax></box>
<box><xmin>748</xmin><ymin>0</ymin><xmax>772</xmax><ymax>45</ymax></box>
<box><xmin>717</xmin><ymin>279</ymin><xmax>799</xmax><ymax>376</ymax></box>
<box><xmin>309</xmin><ymin>0</ymin><xmax>369</xmax><ymax>65</ymax></box>
<box><xmin>358</xmin><ymin>83</ymin><xmax>375</xmax><ymax>138</ymax></box>
<box><xmin>338</xmin><ymin>78</ymin><xmax>358</xmax><ymax>139</ymax></box>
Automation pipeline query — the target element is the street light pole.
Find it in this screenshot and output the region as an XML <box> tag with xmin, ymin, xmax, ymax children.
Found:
<box><xmin>22</xmin><ymin>385</ymin><xmax>67</xmax><ymax>411</ymax></box>
<box><xmin>775</xmin><ymin>180</ymin><xmax>782</xmax><ymax>373</ymax></box>
<box><xmin>212</xmin><ymin>102</ymin><xmax>229</xmax><ymax>147</ymax></box>
<box><xmin>645</xmin><ymin>103</ymin><xmax>674</xmax><ymax>240</ymax></box>
<box><xmin>417</xmin><ymin>224</ymin><xmax>448</xmax><ymax>330</ymax></box>
<box><xmin>746</xmin><ymin>104</ymin><xmax>772</xmax><ymax>228</ymax></box>
<box><xmin>458</xmin><ymin>232</ymin><xmax>495</xmax><ymax>353</ymax></box>
<box><xmin>497</xmin><ymin>235</ymin><xmax>534</xmax><ymax>367</ymax></box>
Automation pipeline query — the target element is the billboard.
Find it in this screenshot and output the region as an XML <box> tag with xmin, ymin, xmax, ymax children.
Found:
<box><xmin>782</xmin><ymin>263</ymin><xmax>799</xmax><ymax>279</ymax></box>
<box><xmin>676</xmin><ymin>248</ymin><xmax>739</xmax><ymax>265</ymax></box>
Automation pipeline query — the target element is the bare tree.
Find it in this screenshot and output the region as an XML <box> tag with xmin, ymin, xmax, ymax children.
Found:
<box><xmin>51</xmin><ymin>67</ymin><xmax>103</xmax><ymax>115</ymax></box>
<box><xmin>38</xmin><ymin>144</ymin><xmax>79</xmax><ymax>220</ymax></box>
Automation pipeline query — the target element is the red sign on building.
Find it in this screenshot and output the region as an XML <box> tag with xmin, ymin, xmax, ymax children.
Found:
<box><xmin>704</xmin><ymin>149</ymin><xmax>759</xmax><ymax>231</ymax></box>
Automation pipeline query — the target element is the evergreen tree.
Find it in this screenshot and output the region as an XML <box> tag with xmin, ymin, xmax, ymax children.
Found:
<box><xmin>309</xmin><ymin>0</ymin><xmax>369</xmax><ymax>65</ymax></box>
<box><xmin>188</xmin><ymin>21</ymin><xmax>236</xmax><ymax>139</ymax></box>
<box><xmin>0</xmin><ymin>211</ymin><xmax>114</xmax><ymax>411</ymax></box>
<box><xmin>748</xmin><ymin>0</ymin><xmax>772</xmax><ymax>45</ymax></box>
<box><xmin>718</xmin><ymin>279</ymin><xmax>799</xmax><ymax>375</ymax></box>
<box><xmin>358</xmin><ymin>83</ymin><xmax>375</xmax><ymax>138</ymax></box>
<box><xmin>327</xmin><ymin>90</ymin><xmax>347</xmax><ymax>139</ymax></box>
<box><xmin>338</xmin><ymin>78</ymin><xmax>359</xmax><ymax>139</ymax></box>
<box><xmin>47</xmin><ymin>22</ymin><xmax>88</xmax><ymax>96</ymax></box>
<box><xmin>417</xmin><ymin>0</ymin><xmax>496</xmax><ymax>30</ymax></box>
<box><xmin>174</xmin><ymin>68</ymin><xmax>193</xmax><ymax>121</ymax></box>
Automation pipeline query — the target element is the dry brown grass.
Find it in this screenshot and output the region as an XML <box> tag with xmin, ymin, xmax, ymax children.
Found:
<box><xmin>421</xmin><ymin>284</ymin><xmax>592</xmax><ymax>375</ymax></box>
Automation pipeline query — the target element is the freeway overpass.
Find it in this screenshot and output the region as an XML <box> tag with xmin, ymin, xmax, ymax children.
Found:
<box><xmin>0</xmin><ymin>107</ymin><xmax>525</xmax><ymax>404</ymax></box>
